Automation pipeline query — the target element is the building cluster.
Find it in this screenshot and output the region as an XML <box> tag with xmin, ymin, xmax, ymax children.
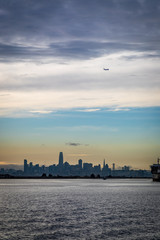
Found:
<box><xmin>0</xmin><ymin>168</ymin><xmax>23</xmax><ymax>177</ymax></box>
<box><xmin>24</xmin><ymin>152</ymin><xmax>111</xmax><ymax>177</ymax></box>
<box><xmin>23</xmin><ymin>152</ymin><xmax>151</xmax><ymax>178</ymax></box>
<box><xmin>0</xmin><ymin>152</ymin><xmax>151</xmax><ymax>178</ymax></box>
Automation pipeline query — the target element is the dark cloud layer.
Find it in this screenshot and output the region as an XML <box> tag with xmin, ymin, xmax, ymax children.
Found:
<box><xmin>0</xmin><ymin>0</ymin><xmax>160</xmax><ymax>61</ymax></box>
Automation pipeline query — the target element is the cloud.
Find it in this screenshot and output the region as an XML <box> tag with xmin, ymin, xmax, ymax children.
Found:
<box><xmin>0</xmin><ymin>0</ymin><xmax>160</xmax><ymax>117</ymax></box>
<box><xmin>76</xmin><ymin>108</ymin><xmax>100</xmax><ymax>112</ymax></box>
<box><xmin>66</xmin><ymin>142</ymin><xmax>89</xmax><ymax>147</ymax></box>
<box><xmin>66</xmin><ymin>142</ymin><xmax>81</xmax><ymax>146</ymax></box>
<box><xmin>40</xmin><ymin>144</ymin><xmax>46</xmax><ymax>147</ymax></box>
<box><xmin>0</xmin><ymin>0</ymin><xmax>160</xmax><ymax>62</ymax></box>
<box><xmin>29</xmin><ymin>110</ymin><xmax>53</xmax><ymax>114</ymax></box>
<box><xmin>0</xmin><ymin>88</ymin><xmax>160</xmax><ymax>117</ymax></box>
<box><xmin>1</xmin><ymin>51</ymin><xmax>160</xmax><ymax>92</ymax></box>
<box><xmin>107</xmin><ymin>108</ymin><xmax>130</xmax><ymax>112</ymax></box>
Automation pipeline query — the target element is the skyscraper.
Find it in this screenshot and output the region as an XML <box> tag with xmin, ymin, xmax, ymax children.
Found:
<box><xmin>59</xmin><ymin>152</ymin><xmax>63</xmax><ymax>166</ymax></box>
<box><xmin>103</xmin><ymin>159</ymin><xmax>105</xmax><ymax>169</ymax></box>
<box><xmin>78</xmin><ymin>159</ymin><xmax>82</xmax><ymax>169</ymax></box>
<box><xmin>113</xmin><ymin>163</ymin><xmax>115</xmax><ymax>171</ymax></box>
<box><xmin>24</xmin><ymin>159</ymin><xmax>28</xmax><ymax>175</ymax></box>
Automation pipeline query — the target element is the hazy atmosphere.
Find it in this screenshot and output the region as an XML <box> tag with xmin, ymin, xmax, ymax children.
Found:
<box><xmin>0</xmin><ymin>0</ymin><xmax>160</xmax><ymax>169</ymax></box>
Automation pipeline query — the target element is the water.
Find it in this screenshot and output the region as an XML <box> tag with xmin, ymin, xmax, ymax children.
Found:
<box><xmin>0</xmin><ymin>179</ymin><xmax>159</xmax><ymax>240</ymax></box>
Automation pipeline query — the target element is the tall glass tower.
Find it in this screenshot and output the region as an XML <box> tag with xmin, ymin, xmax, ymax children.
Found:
<box><xmin>78</xmin><ymin>159</ymin><xmax>82</xmax><ymax>169</ymax></box>
<box><xmin>59</xmin><ymin>152</ymin><xmax>63</xmax><ymax>166</ymax></box>
<box><xmin>24</xmin><ymin>159</ymin><xmax>28</xmax><ymax>175</ymax></box>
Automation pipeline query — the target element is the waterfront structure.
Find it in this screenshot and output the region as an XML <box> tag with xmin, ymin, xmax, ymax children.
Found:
<box><xmin>151</xmin><ymin>158</ymin><xmax>160</xmax><ymax>181</ymax></box>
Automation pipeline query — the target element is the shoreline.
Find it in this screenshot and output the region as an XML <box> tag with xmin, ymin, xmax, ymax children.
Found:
<box><xmin>0</xmin><ymin>174</ymin><xmax>152</xmax><ymax>180</ymax></box>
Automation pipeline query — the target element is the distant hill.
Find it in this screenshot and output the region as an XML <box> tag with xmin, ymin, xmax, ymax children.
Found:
<box><xmin>0</xmin><ymin>164</ymin><xmax>23</xmax><ymax>170</ymax></box>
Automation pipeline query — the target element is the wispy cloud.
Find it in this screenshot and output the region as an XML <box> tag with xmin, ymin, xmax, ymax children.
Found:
<box><xmin>0</xmin><ymin>88</ymin><xmax>160</xmax><ymax>117</ymax></box>
<box><xmin>107</xmin><ymin>107</ymin><xmax>130</xmax><ymax>112</ymax></box>
<box><xmin>66</xmin><ymin>142</ymin><xmax>89</xmax><ymax>147</ymax></box>
<box><xmin>76</xmin><ymin>108</ymin><xmax>100</xmax><ymax>112</ymax></box>
<box><xmin>29</xmin><ymin>110</ymin><xmax>53</xmax><ymax>114</ymax></box>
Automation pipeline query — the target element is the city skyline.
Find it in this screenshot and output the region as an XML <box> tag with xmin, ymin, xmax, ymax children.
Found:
<box><xmin>0</xmin><ymin>150</ymin><xmax>155</xmax><ymax>171</ymax></box>
<box><xmin>0</xmin><ymin>151</ymin><xmax>152</xmax><ymax>178</ymax></box>
<box><xmin>0</xmin><ymin>0</ymin><xmax>160</xmax><ymax>170</ymax></box>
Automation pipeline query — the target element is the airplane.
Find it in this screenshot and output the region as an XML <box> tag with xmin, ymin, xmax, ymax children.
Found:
<box><xmin>103</xmin><ymin>68</ymin><xmax>109</xmax><ymax>71</ymax></box>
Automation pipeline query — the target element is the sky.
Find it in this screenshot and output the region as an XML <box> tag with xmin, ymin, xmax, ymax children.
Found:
<box><xmin>0</xmin><ymin>0</ymin><xmax>160</xmax><ymax>170</ymax></box>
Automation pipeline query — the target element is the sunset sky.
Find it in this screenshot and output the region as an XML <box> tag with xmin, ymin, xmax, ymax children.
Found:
<box><xmin>0</xmin><ymin>0</ymin><xmax>160</xmax><ymax>169</ymax></box>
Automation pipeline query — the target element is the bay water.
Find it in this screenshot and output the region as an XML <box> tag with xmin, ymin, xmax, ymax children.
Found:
<box><xmin>0</xmin><ymin>179</ymin><xmax>159</xmax><ymax>240</ymax></box>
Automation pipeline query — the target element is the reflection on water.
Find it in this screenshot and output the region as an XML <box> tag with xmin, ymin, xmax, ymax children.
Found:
<box><xmin>0</xmin><ymin>179</ymin><xmax>159</xmax><ymax>240</ymax></box>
